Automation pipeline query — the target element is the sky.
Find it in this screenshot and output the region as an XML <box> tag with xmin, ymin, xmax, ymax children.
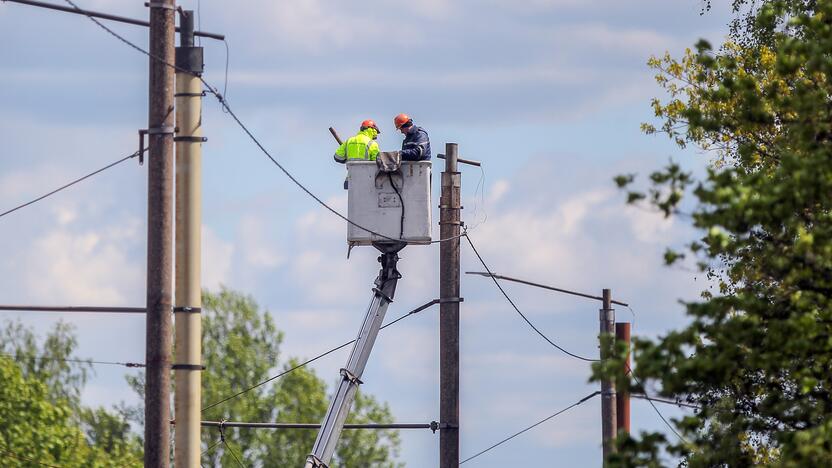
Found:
<box><xmin>1</xmin><ymin>1</ymin><xmax>735</xmax><ymax>466</ymax></box>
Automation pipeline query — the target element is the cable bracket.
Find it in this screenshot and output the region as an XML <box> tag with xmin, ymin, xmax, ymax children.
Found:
<box><xmin>174</xmin><ymin>91</ymin><xmax>207</xmax><ymax>97</ymax></box>
<box><xmin>173</xmin><ymin>306</ymin><xmax>202</xmax><ymax>313</ymax></box>
<box><xmin>174</xmin><ymin>136</ymin><xmax>208</xmax><ymax>143</ymax></box>
<box><xmin>171</xmin><ymin>364</ymin><xmax>205</xmax><ymax>370</ymax></box>
<box><xmin>439</xmin><ymin>297</ymin><xmax>464</xmax><ymax>304</ymax></box>
<box><xmin>339</xmin><ymin>368</ymin><xmax>363</xmax><ymax>385</ymax></box>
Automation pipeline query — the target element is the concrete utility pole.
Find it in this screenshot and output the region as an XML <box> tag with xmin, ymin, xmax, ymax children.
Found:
<box><xmin>600</xmin><ymin>289</ymin><xmax>617</xmax><ymax>463</ymax></box>
<box><xmin>174</xmin><ymin>9</ymin><xmax>204</xmax><ymax>468</ymax></box>
<box><xmin>440</xmin><ymin>143</ymin><xmax>461</xmax><ymax>467</ymax></box>
<box><xmin>144</xmin><ymin>1</ymin><xmax>175</xmax><ymax>466</ymax></box>
<box><xmin>616</xmin><ymin>322</ymin><xmax>631</xmax><ymax>435</ymax></box>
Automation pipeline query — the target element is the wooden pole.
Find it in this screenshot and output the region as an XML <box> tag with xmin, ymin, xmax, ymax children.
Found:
<box><xmin>600</xmin><ymin>289</ymin><xmax>617</xmax><ymax>463</ymax></box>
<box><xmin>440</xmin><ymin>143</ymin><xmax>461</xmax><ymax>467</ymax></box>
<box><xmin>616</xmin><ymin>322</ymin><xmax>631</xmax><ymax>435</ymax></box>
<box><xmin>144</xmin><ymin>1</ymin><xmax>175</xmax><ymax>466</ymax></box>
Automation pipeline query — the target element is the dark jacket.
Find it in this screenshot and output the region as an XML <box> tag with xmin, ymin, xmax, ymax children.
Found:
<box><xmin>400</xmin><ymin>126</ymin><xmax>431</xmax><ymax>161</ymax></box>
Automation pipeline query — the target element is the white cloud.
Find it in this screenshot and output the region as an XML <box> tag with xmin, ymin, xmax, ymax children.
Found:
<box><xmin>202</xmin><ymin>226</ymin><xmax>234</xmax><ymax>290</ymax></box>
<box><xmin>22</xmin><ymin>219</ymin><xmax>143</xmax><ymax>304</ymax></box>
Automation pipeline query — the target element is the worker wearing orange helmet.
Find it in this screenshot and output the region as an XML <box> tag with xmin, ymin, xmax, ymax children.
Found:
<box><xmin>393</xmin><ymin>113</ymin><xmax>431</xmax><ymax>161</ymax></box>
<box><xmin>334</xmin><ymin>119</ymin><xmax>381</xmax><ymax>163</ymax></box>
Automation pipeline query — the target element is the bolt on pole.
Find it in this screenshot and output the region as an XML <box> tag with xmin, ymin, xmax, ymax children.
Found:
<box><xmin>174</xmin><ymin>9</ymin><xmax>204</xmax><ymax>468</ymax></box>
<box><xmin>600</xmin><ymin>289</ymin><xmax>617</xmax><ymax>464</ymax></box>
<box><xmin>440</xmin><ymin>143</ymin><xmax>461</xmax><ymax>467</ymax></box>
<box><xmin>144</xmin><ymin>1</ymin><xmax>176</xmax><ymax>467</ymax></box>
<box><xmin>616</xmin><ymin>322</ymin><xmax>631</xmax><ymax>436</ymax></box>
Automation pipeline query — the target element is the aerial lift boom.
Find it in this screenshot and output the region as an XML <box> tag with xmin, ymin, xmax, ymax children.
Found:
<box><xmin>304</xmin><ymin>242</ymin><xmax>405</xmax><ymax>468</ymax></box>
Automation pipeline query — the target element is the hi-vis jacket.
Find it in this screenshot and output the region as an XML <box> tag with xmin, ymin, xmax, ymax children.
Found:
<box><xmin>334</xmin><ymin>128</ymin><xmax>380</xmax><ymax>163</ymax></box>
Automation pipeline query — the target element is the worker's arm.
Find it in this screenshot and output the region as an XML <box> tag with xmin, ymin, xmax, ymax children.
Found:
<box><xmin>368</xmin><ymin>141</ymin><xmax>380</xmax><ymax>161</ymax></box>
<box><xmin>400</xmin><ymin>128</ymin><xmax>431</xmax><ymax>161</ymax></box>
<box><xmin>334</xmin><ymin>142</ymin><xmax>347</xmax><ymax>164</ymax></box>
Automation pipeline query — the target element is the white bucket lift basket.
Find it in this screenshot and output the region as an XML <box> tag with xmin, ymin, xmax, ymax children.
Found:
<box><xmin>346</xmin><ymin>160</ymin><xmax>432</xmax><ymax>245</ymax></box>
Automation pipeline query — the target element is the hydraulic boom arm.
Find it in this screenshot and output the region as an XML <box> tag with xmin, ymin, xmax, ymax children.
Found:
<box><xmin>303</xmin><ymin>243</ymin><xmax>405</xmax><ymax>468</ymax></box>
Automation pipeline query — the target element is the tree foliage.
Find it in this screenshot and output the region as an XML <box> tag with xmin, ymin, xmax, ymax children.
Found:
<box><xmin>0</xmin><ymin>321</ymin><xmax>142</xmax><ymax>467</ymax></box>
<box><xmin>601</xmin><ymin>1</ymin><xmax>832</xmax><ymax>466</ymax></box>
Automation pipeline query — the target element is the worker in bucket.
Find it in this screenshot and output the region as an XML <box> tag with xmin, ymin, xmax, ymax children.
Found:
<box><xmin>393</xmin><ymin>113</ymin><xmax>431</xmax><ymax>160</ymax></box>
<box><xmin>334</xmin><ymin>119</ymin><xmax>380</xmax><ymax>163</ymax></box>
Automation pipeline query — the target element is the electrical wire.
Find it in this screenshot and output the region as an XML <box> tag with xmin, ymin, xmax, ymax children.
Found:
<box><xmin>60</xmin><ymin>0</ymin><xmax>466</xmax><ymax>245</ymax></box>
<box><xmin>0</xmin><ymin>149</ymin><xmax>142</xmax><ymax>220</ymax></box>
<box><xmin>387</xmin><ymin>172</ymin><xmax>405</xmax><ymax>239</ymax></box>
<box><xmin>620</xmin><ymin>305</ymin><xmax>688</xmax><ymax>444</ymax></box>
<box><xmin>632</xmin><ymin>394</ymin><xmax>702</xmax><ymax>411</ymax></box>
<box><xmin>463</xmin><ymin>233</ymin><xmax>599</xmax><ymax>362</ymax></box>
<box><xmin>217</xmin><ymin>421</ymin><xmax>246</xmax><ymax>468</ymax></box>
<box><xmin>459</xmin><ymin>391</ymin><xmax>600</xmax><ymax>464</ymax></box>
<box><xmin>626</xmin><ymin>362</ymin><xmax>688</xmax><ymax>444</ymax></box>
<box><xmin>0</xmin><ymin>447</ymin><xmax>61</xmax><ymax>467</ymax></box>
<box><xmin>202</xmin><ymin>298</ymin><xmax>439</xmax><ymax>413</ymax></box>
<box><xmin>0</xmin><ymin>353</ymin><xmax>144</xmax><ymax>368</ymax></box>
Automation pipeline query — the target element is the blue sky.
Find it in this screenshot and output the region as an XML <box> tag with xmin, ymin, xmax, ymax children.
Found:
<box><xmin>1</xmin><ymin>1</ymin><xmax>734</xmax><ymax>466</ymax></box>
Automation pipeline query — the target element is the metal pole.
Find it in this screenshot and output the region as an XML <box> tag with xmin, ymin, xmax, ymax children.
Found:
<box><xmin>615</xmin><ymin>322</ymin><xmax>631</xmax><ymax>436</ymax></box>
<box><xmin>174</xmin><ymin>9</ymin><xmax>203</xmax><ymax>468</ymax></box>
<box><xmin>600</xmin><ymin>289</ymin><xmax>617</xmax><ymax>463</ymax></box>
<box><xmin>144</xmin><ymin>1</ymin><xmax>175</xmax><ymax>466</ymax></box>
<box><xmin>440</xmin><ymin>143</ymin><xmax>461</xmax><ymax>468</ymax></box>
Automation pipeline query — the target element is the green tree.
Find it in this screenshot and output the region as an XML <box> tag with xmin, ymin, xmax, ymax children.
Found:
<box><xmin>174</xmin><ymin>288</ymin><xmax>402</xmax><ymax>467</ymax></box>
<box><xmin>0</xmin><ymin>321</ymin><xmax>142</xmax><ymax>467</ymax></box>
<box><xmin>602</xmin><ymin>1</ymin><xmax>832</xmax><ymax>466</ymax></box>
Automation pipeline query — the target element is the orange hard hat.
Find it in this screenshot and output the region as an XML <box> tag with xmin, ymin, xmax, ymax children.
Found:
<box><xmin>361</xmin><ymin>119</ymin><xmax>379</xmax><ymax>133</ymax></box>
<box><xmin>393</xmin><ymin>113</ymin><xmax>412</xmax><ymax>129</ymax></box>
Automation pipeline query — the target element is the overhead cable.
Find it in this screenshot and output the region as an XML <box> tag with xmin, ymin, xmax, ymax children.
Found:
<box><xmin>0</xmin><ymin>149</ymin><xmax>142</xmax><ymax>220</ymax></box>
<box><xmin>0</xmin><ymin>447</ymin><xmax>61</xmax><ymax>468</ymax></box>
<box><xmin>626</xmin><ymin>362</ymin><xmax>688</xmax><ymax>444</ymax></box>
<box><xmin>60</xmin><ymin>0</ymin><xmax>465</xmax><ymax>245</ymax></box>
<box><xmin>463</xmin><ymin>233</ymin><xmax>599</xmax><ymax>362</ymax></box>
<box><xmin>202</xmin><ymin>299</ymin><xmax>440</xmax><ymax>413</ymax></box>
<box><xmin>459</xmin><ymin>391</ymin><xmax>600</xmax><ymax>464</ymax></box>
<box><xmin>1</xmin><ymin>353</ymin><xmax>144</xmax><ymax>368</ymax></box>
<box><xmin>217</xmin><ymin>421</ymin><xmax>246</xmax><ymax>468</ymax></box>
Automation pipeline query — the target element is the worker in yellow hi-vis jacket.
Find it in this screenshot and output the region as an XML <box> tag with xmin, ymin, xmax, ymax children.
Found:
<box><xmin>334</xmin><ymin>120</ymin><xmax>381</xmax><ymax>163</ymax></box>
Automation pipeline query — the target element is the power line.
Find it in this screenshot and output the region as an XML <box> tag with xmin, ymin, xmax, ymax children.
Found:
<box><xmin>59</xmin><ymin>0</ymin><xmax>465</xmax><ymax>246</ymax></box>
<box><xmin>217</xmin><ymin>421</ymin><xmax>246</xmax><ymax>468</ymax></box>
<box><xmin>1</xmin><ymin>353</ymin><xmax>144</xmax><ymax>368</ymax></box>
<box><xmin>202</xmin><ymin>299</ymin><xmax>440</xmax><ymax>413</ymax></box>
<box><xmin>0</xmin><ymin>305</ymin><xmax>145</xmax><ymax>313</ymax></box>
<box><xmin>632</xmin><ymin>394</ymin><xmax>701</xmax><ymax>411</ymax></box>
<box><xmin>463</xmin><ymin>233</ymin><xmax>599</xmax><ymax>362</ymax></box>
<box><xmin>0</xmin><ymin>149</ymin><xmax>142</xmax><ymax>220</ymax></box>
<box><xmin>459</xmin><ymin>391</ymin><xmax>600</xmax><ymax>464</ymax></box>
<box><xmin>200</xmin><ymin>420</ymin><xmax>437</xmax><ymax>430</ymax></box>
<box><xmin>0</xmin><ymin>447</ymin><xmax>62</xmax><ymax>468</ymax></box>
<box><xmin>626</xmin><ymin>363</ymin><xmax>688</xmax><ymax>444</ymax></box>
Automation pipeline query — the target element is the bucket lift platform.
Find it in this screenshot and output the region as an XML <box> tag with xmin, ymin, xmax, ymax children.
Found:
<box><xmin>304</xmin><ymin>158</ymin><xmax>432</xmax><ymax>467</ymax></box>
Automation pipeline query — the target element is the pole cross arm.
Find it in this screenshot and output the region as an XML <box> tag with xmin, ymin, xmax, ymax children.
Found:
<box><xmin>465</xmin><ymin>271</ymin><xmax>629</xmax><ymax>307</ymax></box>
<box><xmin>3</xmin><ymin>0</ymin><xmax>225</xmax><ymax>40</ymax></box>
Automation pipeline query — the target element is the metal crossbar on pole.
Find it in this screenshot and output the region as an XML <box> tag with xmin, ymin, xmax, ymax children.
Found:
<box><xmin>466</xmin><ymin>272</ymin><xmax>629</xmax><ymax>307</ymax></box>
<box><xmin>1</xmin><ymin>0</ymin><xmax>225</xmax><ymax>40</ymax></box>
<box><xmin>200</xmin><ymin>421</ymin><xmax>438</xmax><ymax>431</ymax></box>
<box><xmin>0</xmin><ymin>305</ymin><xmax>145</xmax><ymax>313</ymax></box>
